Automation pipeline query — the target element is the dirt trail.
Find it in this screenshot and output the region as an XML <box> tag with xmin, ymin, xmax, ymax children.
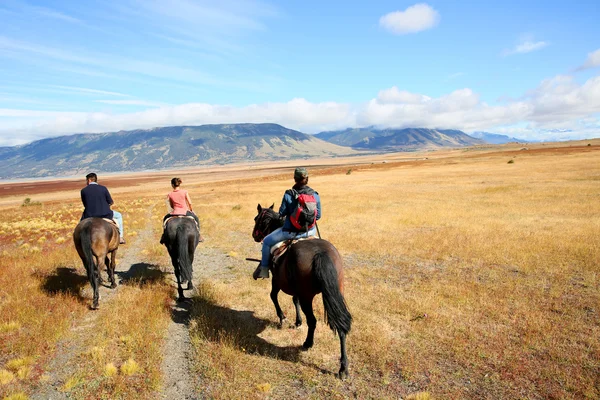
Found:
<box><xmin>159</xmin><ymin>242</ymin><xmax>238</xmax><ymax>399</ymax></box>
<box><xmin>30</xmin><ymin>213</ymin><xmax>156</xmax><ymax>399</ymax></box>
<box><xmin>29</xmin><ymin>206</ymin><xmax>239</xmax><ymax>399</ymax></box>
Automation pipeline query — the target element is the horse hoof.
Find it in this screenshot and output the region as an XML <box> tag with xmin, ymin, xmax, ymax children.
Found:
<box><xmin>302</xmin><ymin>341</ymin><xmax>313</xmax><ymax>350</ymax></box>
<box><xmin>186</xmin><ymin>282</ymin><xmax>194</xmax><ymax>290</ymax></box>
<box><xmin>91</xmin><ymin>304</ymin><xmax>99</xmax><ymax>310</ymax></box>
<box><xmin>294</xmin><ymin>322</ymin><xmax>302</xmax><ymax>329</ymax></box>
<box><xmin>336</xmin><ymin>370</ymin><xmax>349</xmax><ymax>380</ymax></box>
<box><xmin>110</xmin><ymin>283</ymin><xmax>117</xmax><ymax>289</ymax></box>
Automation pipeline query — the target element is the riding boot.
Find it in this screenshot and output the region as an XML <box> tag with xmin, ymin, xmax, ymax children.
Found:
<box><xmin>253</xmin><ymin>264</ymin><xmax>270</xmax><ymax>280</ymax></box>
<box><xmin>159</xmin><ymin>230</ymin><xmax>166</xmax><ymax>245</ymax></box>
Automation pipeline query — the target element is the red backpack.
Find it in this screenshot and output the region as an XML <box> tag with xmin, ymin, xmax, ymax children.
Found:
<box><xmin>288</xmin><ymin>188</ymin><xmax>318</xmax><ymax>231</ymax></box>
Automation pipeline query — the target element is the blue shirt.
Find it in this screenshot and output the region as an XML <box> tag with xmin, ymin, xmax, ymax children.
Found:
<box><xmin>279</xmin><ymin>185</ymin><xmax>321</xmax><ymax>232</ymax></box>
<box><xmin>81</xmin><ymin>182</ymin><xmax>114</xmax><ymax>219</ymax></box>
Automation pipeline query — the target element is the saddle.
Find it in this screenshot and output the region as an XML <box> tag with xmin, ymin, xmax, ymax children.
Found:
<box><xmin>163</xmin><ymin>215</ymin><xmax>200</xmax><ymax>231</ymax></box>
<box><xmin>270</xmin><ymin>236</ymin><xmax>317</xmax><ymax>266</ymax></box>
<box><xmin>102</xmin><ymin>218</ymin><xmax>120</xmax><ymax>233</ymax></box>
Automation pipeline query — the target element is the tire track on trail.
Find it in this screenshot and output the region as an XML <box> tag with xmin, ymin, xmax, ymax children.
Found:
<box><xmin>31</xmin><ymin>208</ymin><xmax>158</xmax><ymax>400</ymax></box>
<box><xmin>158</xmin><ymin>240</ymin><xmax>239</xmax><ymax>399</ymax></box>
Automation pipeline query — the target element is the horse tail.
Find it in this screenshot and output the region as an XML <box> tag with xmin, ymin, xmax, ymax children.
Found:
<box><xmin>176</xmin><ymin>225</ymin><xmax>193</xmax><ymax>283</ymax></box>
<box><xmin>80</xmin><ymin>224</ymin><xmax>96</xmax><ymax>278</ymax></box>
<box><xmin>312</xmin><ymin>252</ymin><xmax>352</xmax><ymax>336</ymax></box>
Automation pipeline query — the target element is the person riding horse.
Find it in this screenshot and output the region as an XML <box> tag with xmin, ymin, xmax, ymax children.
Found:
<box><xmin>160</xmin><ymin>177</ymin><xmax>202</xmax><ymax>244</ymax></box>
<box><xmin>80</xmin><ymin>172</ymin><xmax>125</xmax><ymax>244</ymax></box>
<box><xmin>253</xmin><ymin>167</ymin><xmax>321</xmax><ymax>280</ymax></box>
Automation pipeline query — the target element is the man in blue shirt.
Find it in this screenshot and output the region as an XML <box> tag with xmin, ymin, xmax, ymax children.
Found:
<box><xmin>80</xmin><ymin>173</ymin><xmax>125</xmax><ymax>244</ymax></box>
<box><xmin>253</xmin><ymin>167</ymin><xmax>321</xmax><ymax>279</ymax></box>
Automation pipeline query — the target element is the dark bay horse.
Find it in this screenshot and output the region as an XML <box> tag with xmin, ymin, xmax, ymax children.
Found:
<box><xmin>162</xmin><ymin>217</ymin><xmax>200</xmax><ymax>301</ymax></box>
<box><xmin>73</xmin><ymin>218</ymin><xmax>119</xmax><ymax>309</ymax></box>
<box><xmin>252</xmin><ymin>204</ymin><xmax>352</xmax><ymax>378</ymax></box>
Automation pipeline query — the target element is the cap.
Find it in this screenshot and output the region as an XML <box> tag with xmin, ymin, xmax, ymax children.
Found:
<box><xmin>294</xmin><ymin>167</ymin><xmax>308</xmax><ymax>179</ymax></box>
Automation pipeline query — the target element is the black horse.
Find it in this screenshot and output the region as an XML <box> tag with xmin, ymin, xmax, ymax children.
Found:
<box><xmin>162</xmin><ymin>217</ymin><xmax>200</xmax><ymax>301</ymax></box>
<box><xmin>252</xmin><ymin>204</ymin><xmax>352</xmax><ymax>378</ymax></box>
<box><xmin>73</xmin><ymin>218</ymin><xmax>119</xmax><ymax>309</ymax></box>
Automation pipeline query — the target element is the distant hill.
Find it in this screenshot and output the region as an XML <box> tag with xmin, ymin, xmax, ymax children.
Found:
<box><xmin>315</xmin><ymin>127</ymin><xmax>483</xmax><ymax>149</ymax></box>
<box><xmin>0</xmin><ymin>124</ymin><xmax>356</xmax><ymax>179</ymax></box>
<box><xmin>469</xmin><ymin>131</ymin><xmax>528</xmax><ymax>144</ymax></box>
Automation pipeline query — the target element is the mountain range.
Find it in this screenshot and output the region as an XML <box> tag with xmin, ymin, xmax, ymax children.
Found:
<box><xmin>1</xmin><ymin>124</ymin><xmax>489</xmax><ymax>179</ymax></box>
<box><xmin>469</xmin><ymin>131</ymin><xmax>528</xmax><ymax>144</ymax></box>
<box><xmin>0</xmin><ymin>124</ymin><xmax>354</xmax><ymax>179</ymax></box>
<box><xmin>315</xmin><ymin>127</ymin><xmax>483</xmax><ymax>149</ymax></box>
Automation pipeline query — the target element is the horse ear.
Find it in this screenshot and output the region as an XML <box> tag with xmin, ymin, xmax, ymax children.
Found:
<box><xmin>257</xmin><ymin>204</ymin><xmax>262</xmax><ymax>212</ymax></box>
<box><xmin>269</xmin><ymin>203</ymin><xmax>274</xmax><ymax>209</ymax></box>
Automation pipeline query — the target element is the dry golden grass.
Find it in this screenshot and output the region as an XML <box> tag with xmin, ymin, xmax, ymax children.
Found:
<box><xmin>179</xmin><ymin>143</ymin><xmax>599</xmax><ymax>399</ymax></box>
<box><xmin>0</xmin><ymin>140</ymin><xmax>598</xmax><ymax>399</ymax></box>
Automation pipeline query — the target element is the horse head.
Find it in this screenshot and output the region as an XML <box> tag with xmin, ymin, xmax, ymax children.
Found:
<box><xmin>252</xmin><ymin>203</ymin><xmax>282</xmax><ymax>242</ymax></box>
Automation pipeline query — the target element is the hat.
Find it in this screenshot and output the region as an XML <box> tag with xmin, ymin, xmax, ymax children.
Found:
<box><xmin>294</xmin><ymin>167</ymin><xmax>308</xmax><ymax>179</ymax></box>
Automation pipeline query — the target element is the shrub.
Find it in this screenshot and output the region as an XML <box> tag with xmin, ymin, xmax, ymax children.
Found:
<box><xmin>507</xmin><ymin>159</ymin><xmax>515</xmax><ymax>164</ymax></box>
<box><xmin>346</xmin><ymin>169</ymin><xmax>352</xmax><ymax>175</ymax></box>
<box><xmin>22</xmin><ymin>198</ymin><xmax>42</xmax><ymax>207</ymax></box>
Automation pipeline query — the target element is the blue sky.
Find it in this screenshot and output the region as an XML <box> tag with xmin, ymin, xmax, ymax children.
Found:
<box><xmin>0</xmin><ymin>0</ymin><xmax>599</xmax><ymax>145</ymax></box>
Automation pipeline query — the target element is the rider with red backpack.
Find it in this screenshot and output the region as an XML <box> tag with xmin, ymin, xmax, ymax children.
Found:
<box><xmin>253</xmin><ymin>167</ymin><xmax>322</xmax><ymax>279</ymax></box>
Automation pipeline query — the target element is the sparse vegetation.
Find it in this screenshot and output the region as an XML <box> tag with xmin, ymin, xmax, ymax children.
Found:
<box><xmin>0</xmin><ymin>140</ymin><xmax>598</xmax><ymax>399</ymax></box>
<box><xmin>21</xmin><ymin>198</ymin><xmax>41</xmax><ymax>207</ymax></box>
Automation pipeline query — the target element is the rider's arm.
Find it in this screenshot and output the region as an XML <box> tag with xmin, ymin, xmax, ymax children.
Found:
<box><xmin>106</xmin><ymin>188</ymin><xmax>114</xmax><ymax>206</ymax></box>
<box><xmin>316</xmin><ymin>193</ymin><xmax>322</xmax><ymax>220</ymax></box>
<box><xmin>185</xmin><ymin>191</ymin><xmax>193</xmax><ymax>212</ymax></box>
<box><xmin>278</xmin><ymin>192</ymin><xmax>291</xmax><ymax>217</ymax></box>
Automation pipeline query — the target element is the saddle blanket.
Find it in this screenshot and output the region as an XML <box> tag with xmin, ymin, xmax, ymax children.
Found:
<box><xmin>270</xmin><ymin>236</ymin><xmax>317</xmax><ymax>265</ymax></box>
<box><xmin>102</xmin><ymin>218</ymin><xmax>120</xmax><ymax>233</ymax></box>
<box><xmin>163</xmin><ymin>215</ymin><xmax>200</xmax><ymax>230</ymax></box>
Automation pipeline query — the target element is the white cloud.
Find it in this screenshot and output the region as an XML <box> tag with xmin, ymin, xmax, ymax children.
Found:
<box><xmin>1</xmin><ymin>75</ymin><xmax>599</xmax><ymax>146</ymax></box>
<box><xmin>377</xmin><ymin>86</ymin><xmax>430</xmax><ymax>104</ymax></box>
<box><xmin>379</xmin><ymin>3</ymin><xmax>440</xmax><ymax>35</ymax></box>
<box><xmin>577</xmin><ymin>48</ymin><xmax>600</xmax><ymax>71</ymax></box>
<box><xmin>503</xmin><ymin>39</ymin><xmax>549</xmax><ymax>56</ymax></box>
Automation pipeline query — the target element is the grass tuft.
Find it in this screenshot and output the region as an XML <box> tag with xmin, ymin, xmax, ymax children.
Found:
<box><xmin>3</xmin><ymin>392</ymin><xmax>29</xmax><ymax>400</ymax></box>
<box><xmin>0</xmin><ymin>321</ymin><xmax>21</xmax><ymax>333</ymax></box>
<box><xmin>120</xmin><ymin>358</ymin><xmax>140</xmax><ymax>376</ymax></box>
<box><xmin>0</xmin><ymin>369</ymin><xmax>15</xmax><ymax>385</ymax></box>
<box><xmin>104</xmin><ymin>363</ymin><xmax>118</xmax><ymax>377</ymax></box>
<box><xmin>62</xmin><ymin>373</ymin><xmax>83</xmax><ymax>391</ymax></box>
<box><xmin>256</xmin><ymin>382</ymin><xmax>272</xmax><ymax>393</ymax></box>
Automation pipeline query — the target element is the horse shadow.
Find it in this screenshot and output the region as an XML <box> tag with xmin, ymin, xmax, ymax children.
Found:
<box><xmin>188</xmin><ymin>292</ymin><xmax>302</xmax><ymax>363</ymax></box>
<box><xmin>116</xmin><ymin>262</ymin><xmax>166</xmax><ymax>287</ymax></box>
<box><xmin>38</xmin><ymin>266</ymin><xmax>88</xmax><ymax>303</ymax></box>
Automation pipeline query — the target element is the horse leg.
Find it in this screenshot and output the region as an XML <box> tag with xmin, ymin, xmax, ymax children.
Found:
<box><xmin>293</xmin><ymin>296</ymin><xmax>302</xmax><ymax>328</ymax></box>
<box><xmin>108</xmin><ymin>250</ymin><xmax>117</xmax><ymax>289</ymax></box>
<box><xmin>186</xmin><ymin>238</ymin><xmax>195</xmax><ymax>290</ymax></box>
<box><xmin>338</xmin><ymin>332</ymin><xmax>349</xmax><ymax>379</ymax></box>
<box><xmin>299</xmin><ymin>298</ymin><xmax>316</xmax><ymax>349</ymax></box>
<box><xmin>270</xmin><ymin>281</ymin><xmax>286</xmax><ymax>328</ymax></box>
<box><xmin>90</xmin><ymin>255</ymin><xmax>101</xmax><ymax>309</ymax></box>
<box><xmin>171</xmin><ymin>254</ymin><xmax>185</xmax><ymax>302</ymax></box>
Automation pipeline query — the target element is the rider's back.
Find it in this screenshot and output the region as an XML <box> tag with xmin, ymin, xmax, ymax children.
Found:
<box><xmin>81</xmin><ymin>183</ymin><xmax>113</xmax><ymax>219</ymax></box>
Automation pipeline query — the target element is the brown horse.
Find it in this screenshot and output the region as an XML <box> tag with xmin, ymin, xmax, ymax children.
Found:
<box><xmin>252</xmin><ymin>204</ymin><xmax>352</xmax><ymax>378</ymax></box>
<box><xmin>73</xmin><ymin>218</ymin><xmax>119</xmax><ymax>309</ymax></box>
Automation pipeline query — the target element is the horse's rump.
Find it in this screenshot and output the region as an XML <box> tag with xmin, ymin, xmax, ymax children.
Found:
<box><xmin>163</xmin><ymin>215</ymin><xmax>199</xmax><ymax>230</ymax></box>
<box><xmin>271</xmin><ymin>236</ymin><xmax>317</xmax><ymax>265</ymax></box>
